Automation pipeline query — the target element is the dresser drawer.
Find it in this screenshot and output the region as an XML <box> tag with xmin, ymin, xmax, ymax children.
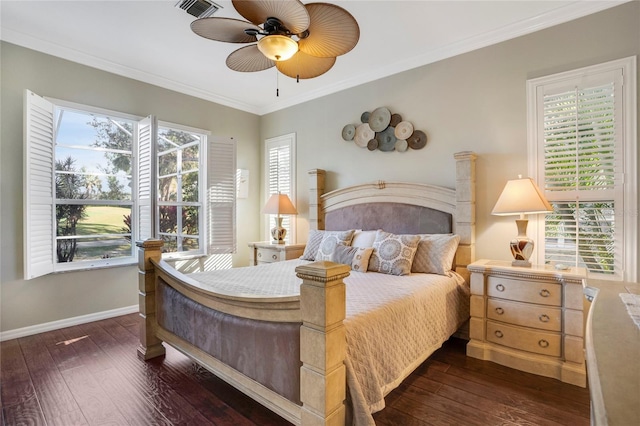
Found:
<box><xmin>256</xmin><ymin>247</ymin><xmax>282</xmax><ymax>263</ymax></box>
<box><xmin>487</xmin><ymin>321</ymin><xmax>561</xmax><ymax>357</ymax></box>
<box><xmin>487</xmin><ymin>276</ymin><xmax>561</xmax><ymax>306</ymax></box>
<box><xmin>487</xmin><ymin>298</ymin><xmax>561</xmax><ymax>332</ymax></box>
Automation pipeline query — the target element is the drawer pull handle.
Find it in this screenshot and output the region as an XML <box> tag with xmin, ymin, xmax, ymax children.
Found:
<box><xmin>495</xmin><ymin>307</ymin><xmax>504</xmax><ymax>315</ymax></box>
<box><xmin>539</xmin><ymin>314</ymin><xmax>550</xmax><ymax>323</ymax></box>
<box><xmin>272</xmin><ymin>254</ymin><xmax>277</xmax><ymax>260</ymax></box>
<box><xmin>538</xmin><ymin>339</ymin><xmax>549</xmax><ymax>348</ymax></box>
<box><xmin>494</xmin><ymin>330</ymin><xmax>504</xmax><ymax>338</ymax></box>
<box><xmin>496</xmin><ymin>284</ymin><xmax>505</xmax><ymax>292</ymax></box>
<box><xmin>539</xmin><ymin>289</ymin><xmax>551</xmax><ymax>298</ymax></box>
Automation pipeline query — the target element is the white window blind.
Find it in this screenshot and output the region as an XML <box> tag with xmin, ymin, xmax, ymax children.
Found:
<box><xmin>265</xmin><ymin>134</ymin><xmax>296</xmax><ymax>243</ymax></box>
<box><xmin>528</xmin><ymin>57</ymin><xmax>637</xmax><ymax>281</ymax></box>
<box><xmin>208</xmin><ymin>137</ymin><xmax>237</xmax><ymax>254</ymax></box>
<box><xmin>23</xmin><ymin>90</ymin><xmax>55</xmax><ymax>279</ymax></box>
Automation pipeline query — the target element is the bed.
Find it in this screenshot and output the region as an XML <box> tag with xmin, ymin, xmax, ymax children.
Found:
<box><xmin>137</xmin><ymin>151</ymin><xmax>477</xmax><ymax>425</ymax></box>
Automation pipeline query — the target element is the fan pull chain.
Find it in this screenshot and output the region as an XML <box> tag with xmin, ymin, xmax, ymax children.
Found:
<box><xmin>276</xmin><ymin>68</ymin><xmax>279</xmax><ymax>97</ymax></box>
<box><xmin>297</xmin><ymin>75</ymin><xmax>299</xmax><ymax>83</ymax></box>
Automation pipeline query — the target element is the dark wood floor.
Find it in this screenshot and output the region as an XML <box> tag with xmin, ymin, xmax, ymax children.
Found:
<box><xmin>1</xmin><ymin>313</ymin><xmax>590</xmax><ymax>425</ymax></box>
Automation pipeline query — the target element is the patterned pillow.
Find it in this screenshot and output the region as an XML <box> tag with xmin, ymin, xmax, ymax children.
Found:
<box><xmin>412</xmin><ymin>234</ymin><xmax>461</xmax><ymax>275</ymax></box>
<box><xmin>299</xmin><ymin>230</ymin><xmax>325</xmax><ymax>261</ymax></box>
<box><xmin>315</xmin><ymin>230</ymin><xmax>356</xmax><ymax>261</ymax></box>
<box><xmin>368</xmin><ymin>230</ymin><xmax>420</xmax><ymax>276</ymax></box>
<box><xmin>331</xmin><ymin>244</ymin><xmax>374</xmax><ymax>272</ymax></box>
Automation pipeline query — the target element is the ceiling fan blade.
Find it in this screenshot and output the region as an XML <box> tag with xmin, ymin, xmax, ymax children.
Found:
<box><xmin>298</xmin><ymin>3</ymin><xmax>359</xmax><ymax>58</ymax></box>
<box><xmin>276</xmin><ymin>50</ymin><xmax>336</xmax><ymax>79</ymax></box>
<box><xmin>226</xmin><ymin>45</ymin><xmax>275</xmax><ymax>72</ymax></box>
<box><xmin>191</xmin><ymin>17</ymin><xmax>259</xmax><ymax>43</ymax></box>
<box><xmin>232</xmin><ymin>0</ymin><xmax>310</xmax><ymax>34</ymax></box>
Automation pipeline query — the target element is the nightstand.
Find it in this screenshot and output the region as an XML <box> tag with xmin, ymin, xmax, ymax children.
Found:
<box><xmin>466</xmin><ymin>259</ymin><xmax>588</xmax><ymax>387</ymax></box>
<box><xmin>248</xmin><ymin>241</ymin><xmax>305</xmax><ymax>266</ymax></box>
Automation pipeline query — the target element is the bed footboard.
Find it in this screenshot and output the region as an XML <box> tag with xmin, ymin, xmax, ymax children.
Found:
<box><xmin>136</xmin><ymin>240</ymin><xmax>351</xmax><ymax>426</ymax></box>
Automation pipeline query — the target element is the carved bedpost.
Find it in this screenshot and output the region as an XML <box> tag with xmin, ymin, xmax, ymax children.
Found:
<box><xmin>296</xmin><ymin>261</ymin><xmax>351</xmax><ymax>426</ymax></box>
<box><xmin>308</xmin><ymin>169</ymin><xmax>326</xmax><ymax>230</ymax></box>
<box><xmin>453</xmin><ymin>151</ymin><xmax>477</xmax><ymax>283</ymax></box>
<box><xmin>136</xmin><ymin>239</ymin><xmax>166</xmax><ymax>360</ymax></box>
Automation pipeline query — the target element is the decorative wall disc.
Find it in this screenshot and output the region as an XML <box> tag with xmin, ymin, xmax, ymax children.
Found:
<box><xmin>342</xmin><ymin>124</ymin><xmax>355</xmax><ymax>141</ymax></box>
<box><xmin>368</xmin><ymin>107</ymin><xmax>391</xmax><ymax>132</ymax></box>
<box><xmin>389</xmin><ymin>113</ymin><xmax>402</xmax><ymax>127</ymax></box>
<box><xmin>407</xmin><ymin>130</ymin><xmax>427</xmax><ymax>150</ymax></box>
<box><xmin>354</xmin><ymin>123</ymin><xmax>374</xmax><ymax>147</ymax></box>
<box><xmin>376</xmin><ymin>126</ymin><xmax>396</xmax><ymax>151</ymax></box>
<box><xmin>360</xmin><ymin>111</ymin><xmax>370</xmax><ymax>123</ymax></box>
<box><xmin>395</xmin><ymin>139</ymin><xmax>408</xmax><ymax>152</ymax></box>
<box><xmin>394</xmin><ymin>121</ymin><xmax>413</xmax><ymax>140</ymax></box>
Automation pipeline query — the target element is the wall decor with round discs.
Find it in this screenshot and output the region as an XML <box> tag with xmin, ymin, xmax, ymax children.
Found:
<box><xmin>341</xmin><ymin>107</ymin><xmax>427</xmax><ymax>152</ymax></box>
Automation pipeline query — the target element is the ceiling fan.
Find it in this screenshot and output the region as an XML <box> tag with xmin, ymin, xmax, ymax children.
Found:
<box><xmin>191</xmin><ymin>0</ymin><xmax>359</xmax><ymax>82</ymax></box>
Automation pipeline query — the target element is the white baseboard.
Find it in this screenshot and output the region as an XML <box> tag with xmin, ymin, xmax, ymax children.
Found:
<box><xmin>0</xmin><ymin>305</ymin><xmax>139</xmax><ymax>342</ymax></box>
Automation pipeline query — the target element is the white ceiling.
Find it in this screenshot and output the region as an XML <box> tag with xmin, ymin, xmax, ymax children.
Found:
<box><xmin>0</xmin><ymin>1</ymin><xmax>627</xmax><ymax>115</ymax></box>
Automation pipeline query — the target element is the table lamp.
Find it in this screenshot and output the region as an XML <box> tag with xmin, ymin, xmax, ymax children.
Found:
<box><xmin>262</xmin><ymin>193</ymin><xmax>298</xmax><ymax>244</ymax></box>
<box><xmin>492</xmin><ymin>176</ymin><xmax>553</xmax><ymax>267</ymax></box>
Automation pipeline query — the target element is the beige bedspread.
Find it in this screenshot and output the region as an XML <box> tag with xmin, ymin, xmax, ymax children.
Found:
<box><xmin>190</xmin><ymin>260</ymin><xmax>470</xmax><ymax>425</ymax></box>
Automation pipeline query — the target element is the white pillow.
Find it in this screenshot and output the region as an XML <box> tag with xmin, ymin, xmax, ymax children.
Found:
<box><xmin>315</xmin><ymin>230</ymin><xmax>356</xmax><ymax>261</ymax></box>
<box><xmin>368</xmin><ymin>230</ymin><xmax>420</xmax><ymax>276</ymax></box>
<box><xmin>331</xmin><ymin>245</ymin><xmax>374</xmax><ymax>272</ymax></box>
<box><xmin>411</xmin><ymin>234</ymin><xmax>460</xmax><ymax>275</ymax></box>
<box><xmin>351</xmin><ymin>230</ymin><xmax>379</xmax><ymax>248</ymax></box>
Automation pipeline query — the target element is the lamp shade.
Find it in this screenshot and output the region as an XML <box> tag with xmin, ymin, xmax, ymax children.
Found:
<box><xmin>262</xmin><ymin>193</ymin><xmax>298</xmax><ymax>215</ymax></box>
<box><xmin>257</xmin><ymin>35</ymin><xmax>298</xmax><ymax>61</ymax></box>
<box><xmin>492</xmin><ymin>177</ymin><xmax>553</xmax><ymax>216</ymax></box>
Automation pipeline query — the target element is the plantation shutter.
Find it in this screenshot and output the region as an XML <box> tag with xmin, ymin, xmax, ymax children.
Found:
<box><xmin>266</xmin><ymin>134</ymin><xmax>296</xmax><ymax>243</ymax></box>
<box><xmin>24</xmin><ymin>90</ymin><xmax>55</xmax><ymax>279</ymax></box>
<box><xmin>537</xmin><ymin>69</ymin><xmax>623</xmax><ymax>276</ymax></box>
<box><xmin>207</xmin><ymin>137</ymin><xmax>237</xmax><ymax>254</ymax></box>
<box><xmin>137</xmin><ymin>115</ymin><xmax>157</xmax><ymax>241</ymax></box>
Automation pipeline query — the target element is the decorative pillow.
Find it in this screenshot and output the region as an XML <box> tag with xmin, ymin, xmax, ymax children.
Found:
<box><xmin>368</xmin><ymin>230</ymin><xmax>420</xmax><ymax>276</ymax></box>
<box><xmin>351</xmin><ymin>229</ymin><xmax>379</xmax><ymax>248</ymax></box>
<box><xmin>315</xmin><ymin>230</ymin><xmax>356</xmax><ymax>261</ymax></box>
<box><xmin>331</xmin><ymin>244</ymin><xmax>374</xmax><ymax>272</ymax></box>
<box><xmin>411</xmin><ymin>234</ymin><xmax>461</xmax><ymax>275</ymax></box>
<box><xmin>299</xmin><ymin>230</ymin><xmax>325</xmax><ymax>261</ymax></box>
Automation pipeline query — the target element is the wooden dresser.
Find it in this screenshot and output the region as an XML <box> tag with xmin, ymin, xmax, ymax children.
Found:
<box><xmin>466</xmin><ymin>259</ymin><xmax>587</xmax><ymax>387</ymax></box>
<box><xmin>248</xmin><ymin>241</ymin><xmax>305</xmax><ymax>266</ymax></box>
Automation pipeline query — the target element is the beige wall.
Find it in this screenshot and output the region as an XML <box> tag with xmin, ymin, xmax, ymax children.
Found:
<box><xmin>1</xmin><ymin>2</ymin><xmax>639</xmax><ymax>334</ymax></box>
<box><xmin>0</xmin><ymin>42</ymin><xmax>262</xmax><ymax>332</ymax></box>
<box><xmin>260</xmin><ymin>2</ymin><xmax>640</xmax><ymax>269</ymax></box>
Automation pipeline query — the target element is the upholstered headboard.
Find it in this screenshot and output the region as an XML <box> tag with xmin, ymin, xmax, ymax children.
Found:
<box><xmin>324</xmin><ymin>202</ymin><xmax>452</xmax><ymax>235</ymax></box>
<box><xmin>307</xmin><ymin>151</ymin><xmax>477</xmax><ymax>282</ymax></box>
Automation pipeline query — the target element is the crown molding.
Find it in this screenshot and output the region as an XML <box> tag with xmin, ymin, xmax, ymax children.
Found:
<box><xmin>1</xmin><ymin>1</ymin><xmax>629</xmax><ymax>116</ymax></box>
<box><xmin>0</xmin><ymin>27</ymin><xmax>262</xmax><ymax>115</ymax></box>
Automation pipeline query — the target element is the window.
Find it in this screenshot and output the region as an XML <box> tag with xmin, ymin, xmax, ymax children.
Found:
<box><xmin>527</xmin><ymin>57</ymin><xmax>637</xmax><ymax>281</ymax></box>
<box><xmin>156</xmin><ymin>122</ymin><xmax>206</xmax><ymax>256</ymax></box>
<box><xmin>24</xmin><ymin>90</ymin><xmax>236</xmax><ymax>279</ymax></box>
<box><xmin>265</xmin><ymin>133</ymin><xmax>296</xmax><ymax>243</ymax></box>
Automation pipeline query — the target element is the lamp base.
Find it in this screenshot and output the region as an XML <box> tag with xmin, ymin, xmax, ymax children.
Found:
<box><xmin>270</xmin><ymin>216</ymin><xmax>286</xmax><ymax>244</ymax></box>
<box><xmin>510</xmin><ymin>219</ymin><xmax>534</xmax><ymax>268</ymax></box>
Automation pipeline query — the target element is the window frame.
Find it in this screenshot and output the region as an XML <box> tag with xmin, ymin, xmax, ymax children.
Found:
<box><xmin>156</xmin><ymin>120</ymin><xmax>209</xmax><ymax>259</ymax></box>
<box><xmin>264</xmin><ymin>133</ymin><xmax>297</xmax><ymax>243</ymax></box>
<box><xmin>51</xmin><ymin>98</ymin><xmax>141</xmax><ymax>272</ymax></box>
<box><xmin>526</xmin><ymin>56</ymin><xmax>637</xmax><ymax>282</ymax></box>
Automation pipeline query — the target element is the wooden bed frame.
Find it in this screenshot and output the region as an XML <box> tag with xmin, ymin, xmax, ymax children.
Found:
<box><xmin>137</xmin><ymin>151</ymin><xmax>476</xmax><ymax>425</ymax></box>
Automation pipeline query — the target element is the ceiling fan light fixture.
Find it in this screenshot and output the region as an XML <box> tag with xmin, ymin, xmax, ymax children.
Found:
<box><xmin>257</xmin><ymin>35</ymin><xmax>298</xmax><ymax>61</ymax></box>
